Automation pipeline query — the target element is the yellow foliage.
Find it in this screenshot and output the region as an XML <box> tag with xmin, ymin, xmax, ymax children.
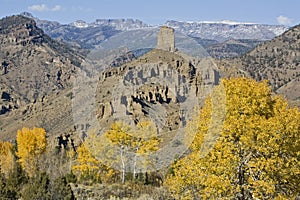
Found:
<box><xmin>72</xmin><ymin>137</ymin><xmax>118</xmax><ymax>183</ymax></box>
<box><xmin>105</xmin><ymin>120</ymin><xmax>160</xmax><ymax>155</ymax></box>
<box><xmin>72</xmin><ymin>143</ymin><xmax>101</xmax><ymax>182</ymax></box>
<box><xmin>106</xmin><ymin>121</ymin><xmax>134</xmax><ymax>147</ymax></box>
<box><xmin>166</xmin><ymin>78</ymin><xmax>300</xmax><ymax>199</ymax></box>
<box><xmin>0</xmin><ymin>141</ymin><xmax>15</xmax><ymax>177</ymax></box>
<box><xmin>104</xmin><ymin>120</ymin><xmax>161</xmax><ymax>183</ymax></box>
<box><xmin>16</xmin><ymin>127</ymin><xmax>47</xmax><ymax>177</ymax></box>
<box><xmin>134</xmin><ymin>120</ymin><xmax>160</xmax><ymax>154</ymax></box>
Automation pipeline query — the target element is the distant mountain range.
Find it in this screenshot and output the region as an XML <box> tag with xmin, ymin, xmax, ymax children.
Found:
<box><xmin>0</xmin><ymin>14</ymin><xmax>299</xmax><ymax>140</ymax></box>
<box><xmin>20</xmin><ymin>12</ymin><xmax>288</xmax><ymax>59</ymax></box>
<box><xmin>22</xmin><ymin>12</ymin><xmax>287</xmax><ymax>41</ymax></box>
<box><xmin>166</xmin><ymin>20</ymin><xmax>288</xmax><ymax>41</ymax></box>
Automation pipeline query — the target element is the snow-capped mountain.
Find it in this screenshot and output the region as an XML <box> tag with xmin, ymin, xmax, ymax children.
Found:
<box><xmin>166</xmin><ymin>20</ymin><xmax>288</xmax><ymax>41</ymax></box>
<box><xmin>20</xmin><ymin>12</ymin><xmax>289</xmax><ymax>56</ymax></box>
<box><xmin>70</xmin><ymin>20</ymin><xmax>89</xmax><ymax>28</ymax></box>
<box><xmin>92</xmin><ymin>19</ymin><xmax>150</xmax><ymax>30</ymax></box>
<box><xmin>70</xmin><ymin>19</ymin><xmax>150</xmax><ymax>30</ymax></box>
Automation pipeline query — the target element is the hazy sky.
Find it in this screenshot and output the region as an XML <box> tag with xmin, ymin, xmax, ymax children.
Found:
<box><xmin>1</xmin><ymin>0</ymin><xmax>299</xmax><ymax>26</ymax></box>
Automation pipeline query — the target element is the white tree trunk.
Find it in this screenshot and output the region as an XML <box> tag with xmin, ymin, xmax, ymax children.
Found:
<box><xmin>120</xmin><ymin>146</ymin><xmax>126</xmax><ymax>184</ymax></box>
<box><xmin>133</xmin><ymin>147</ymin><xmax>138</xmax><ymax>181</ymax></box>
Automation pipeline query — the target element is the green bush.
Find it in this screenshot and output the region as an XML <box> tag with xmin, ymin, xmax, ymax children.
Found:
<box><xmin>21</xmin><ymin>172</ymin><xmax>50</xmax><ymax>200</ymax></box>
<box><xmin>50</xmin><ymin>176</ymin><xmax>75</xmax><ymax>200</ymax></box>
<box><xmin>0</xmin><ymin>164</ymin><xmax>28</xmax><ymax>199</ymax></box>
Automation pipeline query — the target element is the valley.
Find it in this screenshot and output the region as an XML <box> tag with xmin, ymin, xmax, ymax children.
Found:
<box><xmin>0</xmin><ymin>13</ymin><xmax>299</xmax><ymax>200</ymax></box>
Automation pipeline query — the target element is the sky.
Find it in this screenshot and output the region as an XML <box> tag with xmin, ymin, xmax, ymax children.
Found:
<box><xmin>0</xmin><ymin>0</ymin><xmax>299</xmax><ymax>26</ymax></box>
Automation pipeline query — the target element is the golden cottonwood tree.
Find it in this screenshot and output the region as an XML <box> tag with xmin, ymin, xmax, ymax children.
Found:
<box><xmin>105</xmin><ymin>121</ymin><xmax>133</xmax><ymax>184</ymax></box>
<box><xmin>72</xmin><ymin>132</ymin><xmax>118</xmax><ymax>184</ymax></box>
<box><xmin>72</xmin><ymin>143</ymin><xmax>102</xmax><ymax>183</ymax></box>
<box><xmin>131</xmin><ymin>121</ymin><xmax>160</xmax><ymax>180</ymax></box>
<box><xmin>166</xmin><ymin>78</ymin><xmax>300</xmax><ymax>200</ymax></box>
<box><xmin>16</xmin><ymin>127</ymin><xmax>47</xmax><ymax>177</ymax></box>
<box><xmin>105</xmin><ymin>120</ymin><xmax>160</xmax><ymax>183</ymax></box>
<box><xmin>0</xmin><ymin>141</ymin><xmax>15</xmax><ymax>177</ymax></box>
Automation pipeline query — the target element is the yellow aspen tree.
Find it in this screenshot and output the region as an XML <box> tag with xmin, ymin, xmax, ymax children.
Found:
<box><xmin>72</xmin><ymin>131</ymin><xmax>118</xmax><ymax>184</ymax></box>
<box><xmin>166</xmin><ymin>78</ymin><xmax>300</xmax><ymax>199</ymax></box>
<box><xmin>105</xmin><ymin>121</ymin><xmax>134</xmax><ymax>184</ymax></box>
<box><xmin>16</xmin><ymin>127</ymin><xmax>47</xmax><ymax>177</ymax></box>
<box><xmin>72</xmin><ymin>143</ymin><xmax>102</xmax><ymax>183</ymax></box>
<box><xmin>0</xmin><ymin>141</ymin><xmax>15</xmax><ymax>177</ymax></box>
<box><xmin>83</xmin><ymin>131</ymin><xmax>119</xmax><ymax>183</ymax></box>
<box><xmin>132</xmin><ymin>120</ymin><xmax>160</xmax><ymax>181</ymax></box>
<box><xmin>105</xmin><ymin>121</ymin><xmax>161</xmax><ymax>183</ymax></box>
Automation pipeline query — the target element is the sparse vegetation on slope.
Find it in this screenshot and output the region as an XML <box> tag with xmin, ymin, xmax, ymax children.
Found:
<box><xmin>0</xmin><ymin>15</ymin><xmax>85</xmax><ymax>140</ymax></box>
<box><xmin>240</xmin><ymin>24</ymin><xmax>300</xmax><ymax>106</ymax></box>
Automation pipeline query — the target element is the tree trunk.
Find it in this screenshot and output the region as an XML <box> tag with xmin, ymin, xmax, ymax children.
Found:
<box><xmin>120</xmin><ymin>147</ymin><xmax>125</xmax><ymax>184</ymax></box>
<box><xmin>133</xmin><ymin>147</ymin><xmax>138</xmax><ymax>181</ymax></box>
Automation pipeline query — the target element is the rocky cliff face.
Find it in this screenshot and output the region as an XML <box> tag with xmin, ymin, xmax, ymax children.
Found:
<box><xmin>93</xmin><ymin>18</ymin><xmax>150</xmax><ymax>30</ymax></box>
<box><xmin>157</xmin><ymin>26</ymin><xmax>175</xmax><ymax>52</ymax></box>
<box><xmin>0</xmin><ymin>15</ymin><xmax>84</xmax><ymax>139</ymax></box>
<box><xmin>0</xmin><ymin>15</ymin><xmax>82</xmax><ymax>105</ymax></box>
<box><xmin>94</xmin><ymin>49</ymin><xmax>219</xmax><ymax>138</ymax></box>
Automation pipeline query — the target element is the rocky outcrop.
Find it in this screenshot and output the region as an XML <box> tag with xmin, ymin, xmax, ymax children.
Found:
<box><xmin>0</xmin><ymin>15</ymin><xmax>84</xmax><ymax>139</ymax></box>
<box><xmin>157</xmin><ymin>26</ymin><xmax>175</xmax><ymax>52</ymax></box>
<box><xmin>96</xmin><ymin>48</ymin><xmax>219</xmax><ymax>133</ymax></box>
<box><xmin>0</xmin><ymin>90</ymin><xmax>20</xmax><ymax>115</ymax></box>
<box><xmin>97</xmin><ymin>102</ymin><xmax>113</xmax><ymax>119</ymax></box>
